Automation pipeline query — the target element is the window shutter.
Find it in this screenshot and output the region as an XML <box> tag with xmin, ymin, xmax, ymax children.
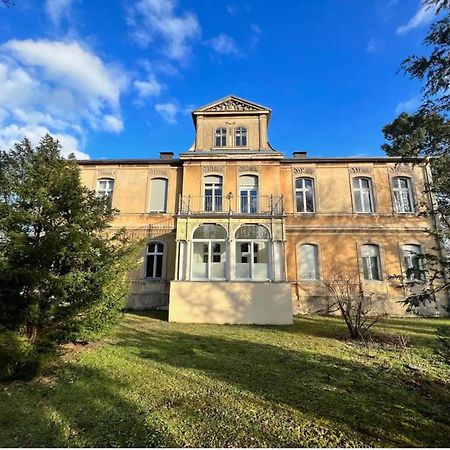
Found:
<box><xmin>300</xmin><ymin>244</ymin><xmax>319</xmax><ymax>280</ymax></box>
<box><xmin>150</xmin><ymin>178</ymin><xmax>168</xmax><ymax>212</ymax></box>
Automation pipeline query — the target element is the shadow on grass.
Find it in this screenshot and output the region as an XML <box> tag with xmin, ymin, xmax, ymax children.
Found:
<box><xmin>0</xmin><ymin>363</ymin><xmax>174</xmax><ymax>448</ymax></box>
<box><xmin>114</xmin><ymin>315</ymin><xmax>450</xmax><ymax>447</ymax></box>
<box><xmin>124</xmin><ymin>309</ymin><xmax>169</xmax><ymax>322</ymax></box>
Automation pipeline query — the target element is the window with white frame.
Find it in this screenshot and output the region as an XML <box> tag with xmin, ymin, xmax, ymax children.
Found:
<box><xmin>149</xmin><ymin>178</ymin><xmax>168</xmax><ymax>212</ymax></box>
<box><xmin>402</xmin><ymin>244</ymin><xmax>425</xmax><ymax>282</ymax></box>
<box><xmin>361</xmin><ymin>244</ymin><xmax>382</xmax><ymax>280</ymax></box>
<box><xmin>295</xmin><ymin>178</ymin><xmax>315</xmax><ymax>213</ymax></box>
<box><xmin>239</xmin><ymin>175</ymin><xmax>258</xmax><ymax>213</ymax></box>
<box><xmin>97</xmin><ymin>178</ymin><xmax>114</xmax><ymax>207</ymax></box>
<box><xmin>392</xmin><ymin>177</ymin><xmax>414</xmax><ymax>213</ymax></box>
<box><xmin>235</xmin><ymin>225</ymin><xmax>270</xmax><ymax>280</ymax></box>
<box><xmin>235</xmin><ymin>127</ymin><xmax>247</xmax><ymax>147</ymax></box>
<box><xmin>353</xmin><ymin>177</ymin><xmax>375</xmax><ymax>213</ymax></box>
<box><xmin>191</xmin><ymin>224</ymin><xmax>227</xmax><ymax>280</ymax></box>
<box><xmin>146</xmin><ymin>242</ymin><xmax>164</xmax><ymax>278</ymax></box>
<box><xmin>299</xmin><ymin>244</ymin><xmax>320</xmax><ymax>280</ymax></box>
<box><xmin>215</xmin><ymin>128</ymin><xmax>227</xmax><ymax>147</ymax></box>
<box><xmin>204</xmin><ymin>175</ymin><xmax>223</xmax><ymax>212</ymax></box>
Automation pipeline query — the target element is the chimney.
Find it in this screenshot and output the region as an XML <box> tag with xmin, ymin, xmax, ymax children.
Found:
<box><xmin>293</xmin><ymin>151</ymin><xmax>307</xmax><ymax>159</ymax></box>
<box><xmin>160</xmin><ymin>151</ymin><xmax>174</xmax><ymax>159</ymax></box>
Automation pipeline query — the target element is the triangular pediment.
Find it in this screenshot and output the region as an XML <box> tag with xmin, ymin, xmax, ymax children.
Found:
<box><xmin>194</xmin><ymin>95</ymin><xmax>270</xmax><ymax>113</ymax></box>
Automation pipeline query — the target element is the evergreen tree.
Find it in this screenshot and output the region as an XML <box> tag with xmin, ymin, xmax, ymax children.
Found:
<box><xmin>0</xmin><ymin>135</ymin><xmax>139</xmax><ymax>343</ymax></box>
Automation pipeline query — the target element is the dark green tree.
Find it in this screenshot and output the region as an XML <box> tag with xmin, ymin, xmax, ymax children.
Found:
<box><xmin>0</xmin><ymin>135</ymin><xmax>140</xmax><ymax>344</ymax></box>
<box><xmin>382</xmin><ymin>0</ymin><xmax>450</xmax><ymax>309</ymax></box>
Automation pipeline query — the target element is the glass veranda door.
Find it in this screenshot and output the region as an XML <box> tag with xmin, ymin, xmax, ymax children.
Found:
<box><xmin>204</xmin><ymin>175</ymin><xmax>223</xmax><ymax>212</ymax></box>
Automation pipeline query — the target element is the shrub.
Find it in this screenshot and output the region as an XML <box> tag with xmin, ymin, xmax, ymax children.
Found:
<box><xmin>436</xmin><ymin>326</ymin><xmax>450</xmax><ymax>365</ymax></box>
<box><xmin>0</xmin><ymin>331</ymin><xmax>40</xmax><ymax>381</ymax></box>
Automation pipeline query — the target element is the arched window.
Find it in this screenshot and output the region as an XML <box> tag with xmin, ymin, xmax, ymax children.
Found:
<box><xmin>235</xmin><ymin>225</ymin><xmax>270</xmax><ymax>280</ymax></box>
<box><xmin>295</xmin><ymin>178</ymin><xmax>315</xmax><ymax>213</ymax></box>
<box><xmin>353</xmin><ymin>177</ymin><xmax>374</xmax><ymax>213</ymax></box>
<box><xmin>146</xmin><ymin>242</ymin><xmax>164</xmax><ymax>278</ymax></box>
<box><xmin>149</xmin><ymin>178</ymin><xmax>168</xmax><ymax>212</ymax></box>
<box><xmin>204</xmin><ymin>175</ymin><xmax>223</xmax><ymax>212</ymax></box>
<box><xmin>235</xmin><ymin>127</ymin><xmax>247</xmax><ymax>147</ymax></box>
<box><xmin>192</xmin><ymin>225</ymin><xmax>227</xmax><ymax>280</ymax></box>
<box><xmin>361</xmin><ymin>244</ymin><xmax>381</xmax><ymax>280</ymax></box>
<box><xmin>239</xmin><ymin>175</ymin><xmax>258</xmax><ymax>213</ymax></box>
<box><xmin>402</xmin><ymin>244</ymin><xmax>424</xmax><ymax>282</ymax></box>
<box><xmin>215</xmin><ymin>127</ymin><xmax>227</xmax><ymax>147</ymax></box>
<box><xmin>299</xmin><ymin>244</ymin><xmax>319</xmax><ymax>280</ymax></box>
<box><xmin>97</xmin><ymin>178</ymin><xmax>114</xmax><ymax>207</ymax></box>
<box><xmin>392</xmin><ymin>177</ymin><xmax>414</xmax><ymax>213</ymax></box>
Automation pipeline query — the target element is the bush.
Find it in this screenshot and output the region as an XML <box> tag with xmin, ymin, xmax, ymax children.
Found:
<box><xmin>0</xmin><ymin>331</ymin><xmax>41</xmax><ymax>381</ymax></box>
<box><xmin>437</xmin><ymin>326</ymin><xmax>450</xmax><ymax>365</ymax></box>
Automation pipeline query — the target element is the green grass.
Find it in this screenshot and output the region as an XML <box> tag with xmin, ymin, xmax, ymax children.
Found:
<box><xmin>1</xmin><ymin>313</ymin><xmax>449</xmax><ymax>447</ymax></box>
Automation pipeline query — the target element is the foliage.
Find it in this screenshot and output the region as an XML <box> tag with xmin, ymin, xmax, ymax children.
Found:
<box><xmin>0</xmin><ymin>313</ymin><xmax>449</xmax><ymax>447</ymax></box>
<box><xmin>0</xmin><ymin>135</ymin><xmax>140</xmax><ymax>347</ymax></box>
<box><xmin>437</xmin><ymin>325</ymin><xmax>450</xmax><ymax>363</ymax></box>
<box><xmin>321</xmin><ymin>267</ymin><xmax>383</xmax><ymax>340</ymax></box>
<box><xmin>0</xmin><ymin>330</ymin><xmax>40</xmax><ymax>381</ymax></box>
<box><xmin>382</xmin><ymin>0</ymin><xmax>450</xmax><ymax>309</ymax></box>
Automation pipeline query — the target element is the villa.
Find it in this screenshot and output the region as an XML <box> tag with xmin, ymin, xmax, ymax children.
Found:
<box><xmin>78</xmin><ymin>96</ymin><xmax>448</xmax><ymax>323</ymax></box>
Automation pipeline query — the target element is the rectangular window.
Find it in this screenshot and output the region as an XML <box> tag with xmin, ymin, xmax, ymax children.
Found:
<box><xmin>353</xmin><ymin>177</ymin><xmax>374</xmax><ymax>213</ymax></box>
<box><xmin>299</xmin><ymin>244</ymin><xmax>319</xmax><ymax>280</ymax></box>
<box><xmin>295</xmin><ymin>178</ymin><xmax>315</xmax><ymax>213</ymax></box>
<box><xmin>403</xmin><ymin>244</ymin><xmax>424</xmax><ymax>282</ymax></box>
<box><xmin>146</xmin><ymin>242</ymin><xmax>164</xmax><ymax>278</ymax></box>
<box><xmin>149</xmin><ymin>178</ymin><xmax>168</xmax><ymax>212</ymax></box>
<box><xmin>361</xmin><ymin>244</ymin><xmax>381</xmax><ymax>280</ymax></box>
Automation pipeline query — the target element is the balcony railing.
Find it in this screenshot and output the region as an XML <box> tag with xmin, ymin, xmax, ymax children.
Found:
<box><xmin>178</xmin><ymin>195</ymin><xmax>284</xmax><ymax>215</ymax></box>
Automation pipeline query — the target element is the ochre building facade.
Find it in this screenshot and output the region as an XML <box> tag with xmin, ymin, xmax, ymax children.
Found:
<box><xmin>79</xmin><ymin>96</ymin><xmax>448</xmax><ymax>323</ymax></box>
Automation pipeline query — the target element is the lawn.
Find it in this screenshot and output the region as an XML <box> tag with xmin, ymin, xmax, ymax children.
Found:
<box><xmin>1</xmin><ymin>313</ymin><xmax>449</xmax><ymax>448</ymax></box>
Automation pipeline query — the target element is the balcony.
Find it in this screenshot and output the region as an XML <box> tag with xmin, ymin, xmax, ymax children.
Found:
<box><xmin>177</xmin><ymin>194</ymin><xmax>284</xmax><ymax>215</ymax></box>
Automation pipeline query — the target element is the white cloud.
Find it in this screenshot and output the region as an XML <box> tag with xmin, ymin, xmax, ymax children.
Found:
<box><xmin>127</xmin><ymin>0</ymin><xmax>201</xmax><ymax>62</ymax></box>
<box><xmin>208</xmin><ymin>33</ymin><xmax>239</xmax><ymax>55</ymax></box>
<box><xmin>44</xmin><ymin>0</ymin><xmax>78</xmax><ymax>27</ymax></box>
<box><xmin>397</xmin><ymin>2</ymin><xmax>437</xmax><ymax>34</ymax></box>
<box><xmin>134</xmin><ymin>74</ymin><xmax>164</xmax><ymax>99</ymax></box>
<box><xmin>0</xmin><ymin>39</ymin><xmax>128</xmax><ymax>158</ymax></box>
<box><xmin>155</xmin><ymin>102</ymin><xmax>178</xmax><ymax>123</ymax></box>
<box><xmin>0</xmin><ymin>123</ymin><xmax>88</xmax><ymax>159</ymax></box>
<box><xmin>395</xmin><ymin>96</ymin><xmax>420</xmax><ymax>114</ymax></box>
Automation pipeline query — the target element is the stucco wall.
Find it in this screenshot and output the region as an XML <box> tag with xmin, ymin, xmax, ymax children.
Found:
<box><xmin>169</xmin><ymin>281</ymin><xmax>293</xmax><ymax>324</ymax></box>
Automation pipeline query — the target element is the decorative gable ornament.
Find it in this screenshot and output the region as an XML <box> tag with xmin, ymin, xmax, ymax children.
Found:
<box><xmin>205</xmin><ymin>99</ymin><xmax>260</xmax><ymax>112</ymax></box>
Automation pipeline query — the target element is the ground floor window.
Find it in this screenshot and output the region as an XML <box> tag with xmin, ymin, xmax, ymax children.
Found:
<box><xmin>191</xmin><ymin>224</ymin><xmax>227</xmax><ymax>280</ymax></box>
<box><xmin>361</xmin><ymin>244</ymin><xmax>381</xmax><ymax>281</ymax></box>
<box><xmin>235</xmin><ymin>224</ymin><xmax>270</xmax><ymax>280</ymax></box>
<box><xmin>146</xmin><ymin>242</ymin><xmax>164</xmax><ymax>278</ymax></box>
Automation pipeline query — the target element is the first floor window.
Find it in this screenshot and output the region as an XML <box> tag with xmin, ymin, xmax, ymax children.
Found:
<box><xmin>403</xmin><ymin>244</ymin><xmax>424</xmax><ymax>282</ymax></box>
<box><xmin>97</xmin><ymin>178</ymin><xmax>114</xmax><ymax>206</ymax></box>
<box><xmin>240</xmin><ymin>175</ymin><xmax>259</xmax><ymax>213</ymax></box>
<box><xmin>353</xmin><ymin>177</ymin><xmax>374</xmax><ymax>213</ymax></box>
<box><xmin>299</xmin><ymin>244</ymin><xmax>319</xmax><ymax>280</ymax></box>
<box><xmin>361</xmin><ymin>244</ymin><xmax>381</xmax><ymax>280</ymax></box>
<box><xmin>146</xmin><ymin>242</ymin><xmax>164</xmax><ymax>278</ymax></box>
<box><xmin>149</xmin><ymin>178</ymin><xmax>168</xmax><ymax>212</ymax></box>
<box><xmin>393</xmin><ymin>177</ymin><xmax>414</xmax><ymax>213</ymax></box>
<box><xmin>204</xmin><ymin>175</ymin><xmax>223</xmax><ymax>212</ymax></box>
<box><xmin>295</xmin><ymin>178</ymin><xmax>315</xmax><ymax>213</ymax></box>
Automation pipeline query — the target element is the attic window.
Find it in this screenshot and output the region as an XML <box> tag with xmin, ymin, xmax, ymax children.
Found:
<box><xmin>215</xmin><ymin>128</ymin><xmax>227</xmax><ymax>147</ymax></box>
<box><xmin>235</xmin><ymin>127</ymin><xmax>247</xmax><ymax>147</ymax></box>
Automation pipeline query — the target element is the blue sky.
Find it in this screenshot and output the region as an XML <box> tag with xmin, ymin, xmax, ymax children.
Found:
<box><xmin>0</xmin><ymin>0</ymin><xmax>439</xmax><ymax>159</ymax></box>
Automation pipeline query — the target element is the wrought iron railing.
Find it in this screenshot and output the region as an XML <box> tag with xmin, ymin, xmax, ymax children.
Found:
<box><xmin>178</xmin><ymin>195</ymin><xmax>284</xmax><ymax>215</ymax></box>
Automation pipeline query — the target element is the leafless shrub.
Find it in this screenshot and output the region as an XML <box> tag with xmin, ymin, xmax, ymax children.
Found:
<box><xmin>322</xmin><ymin>266</ymin><xmax>384</xmax><ymax>341</ymax></box>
